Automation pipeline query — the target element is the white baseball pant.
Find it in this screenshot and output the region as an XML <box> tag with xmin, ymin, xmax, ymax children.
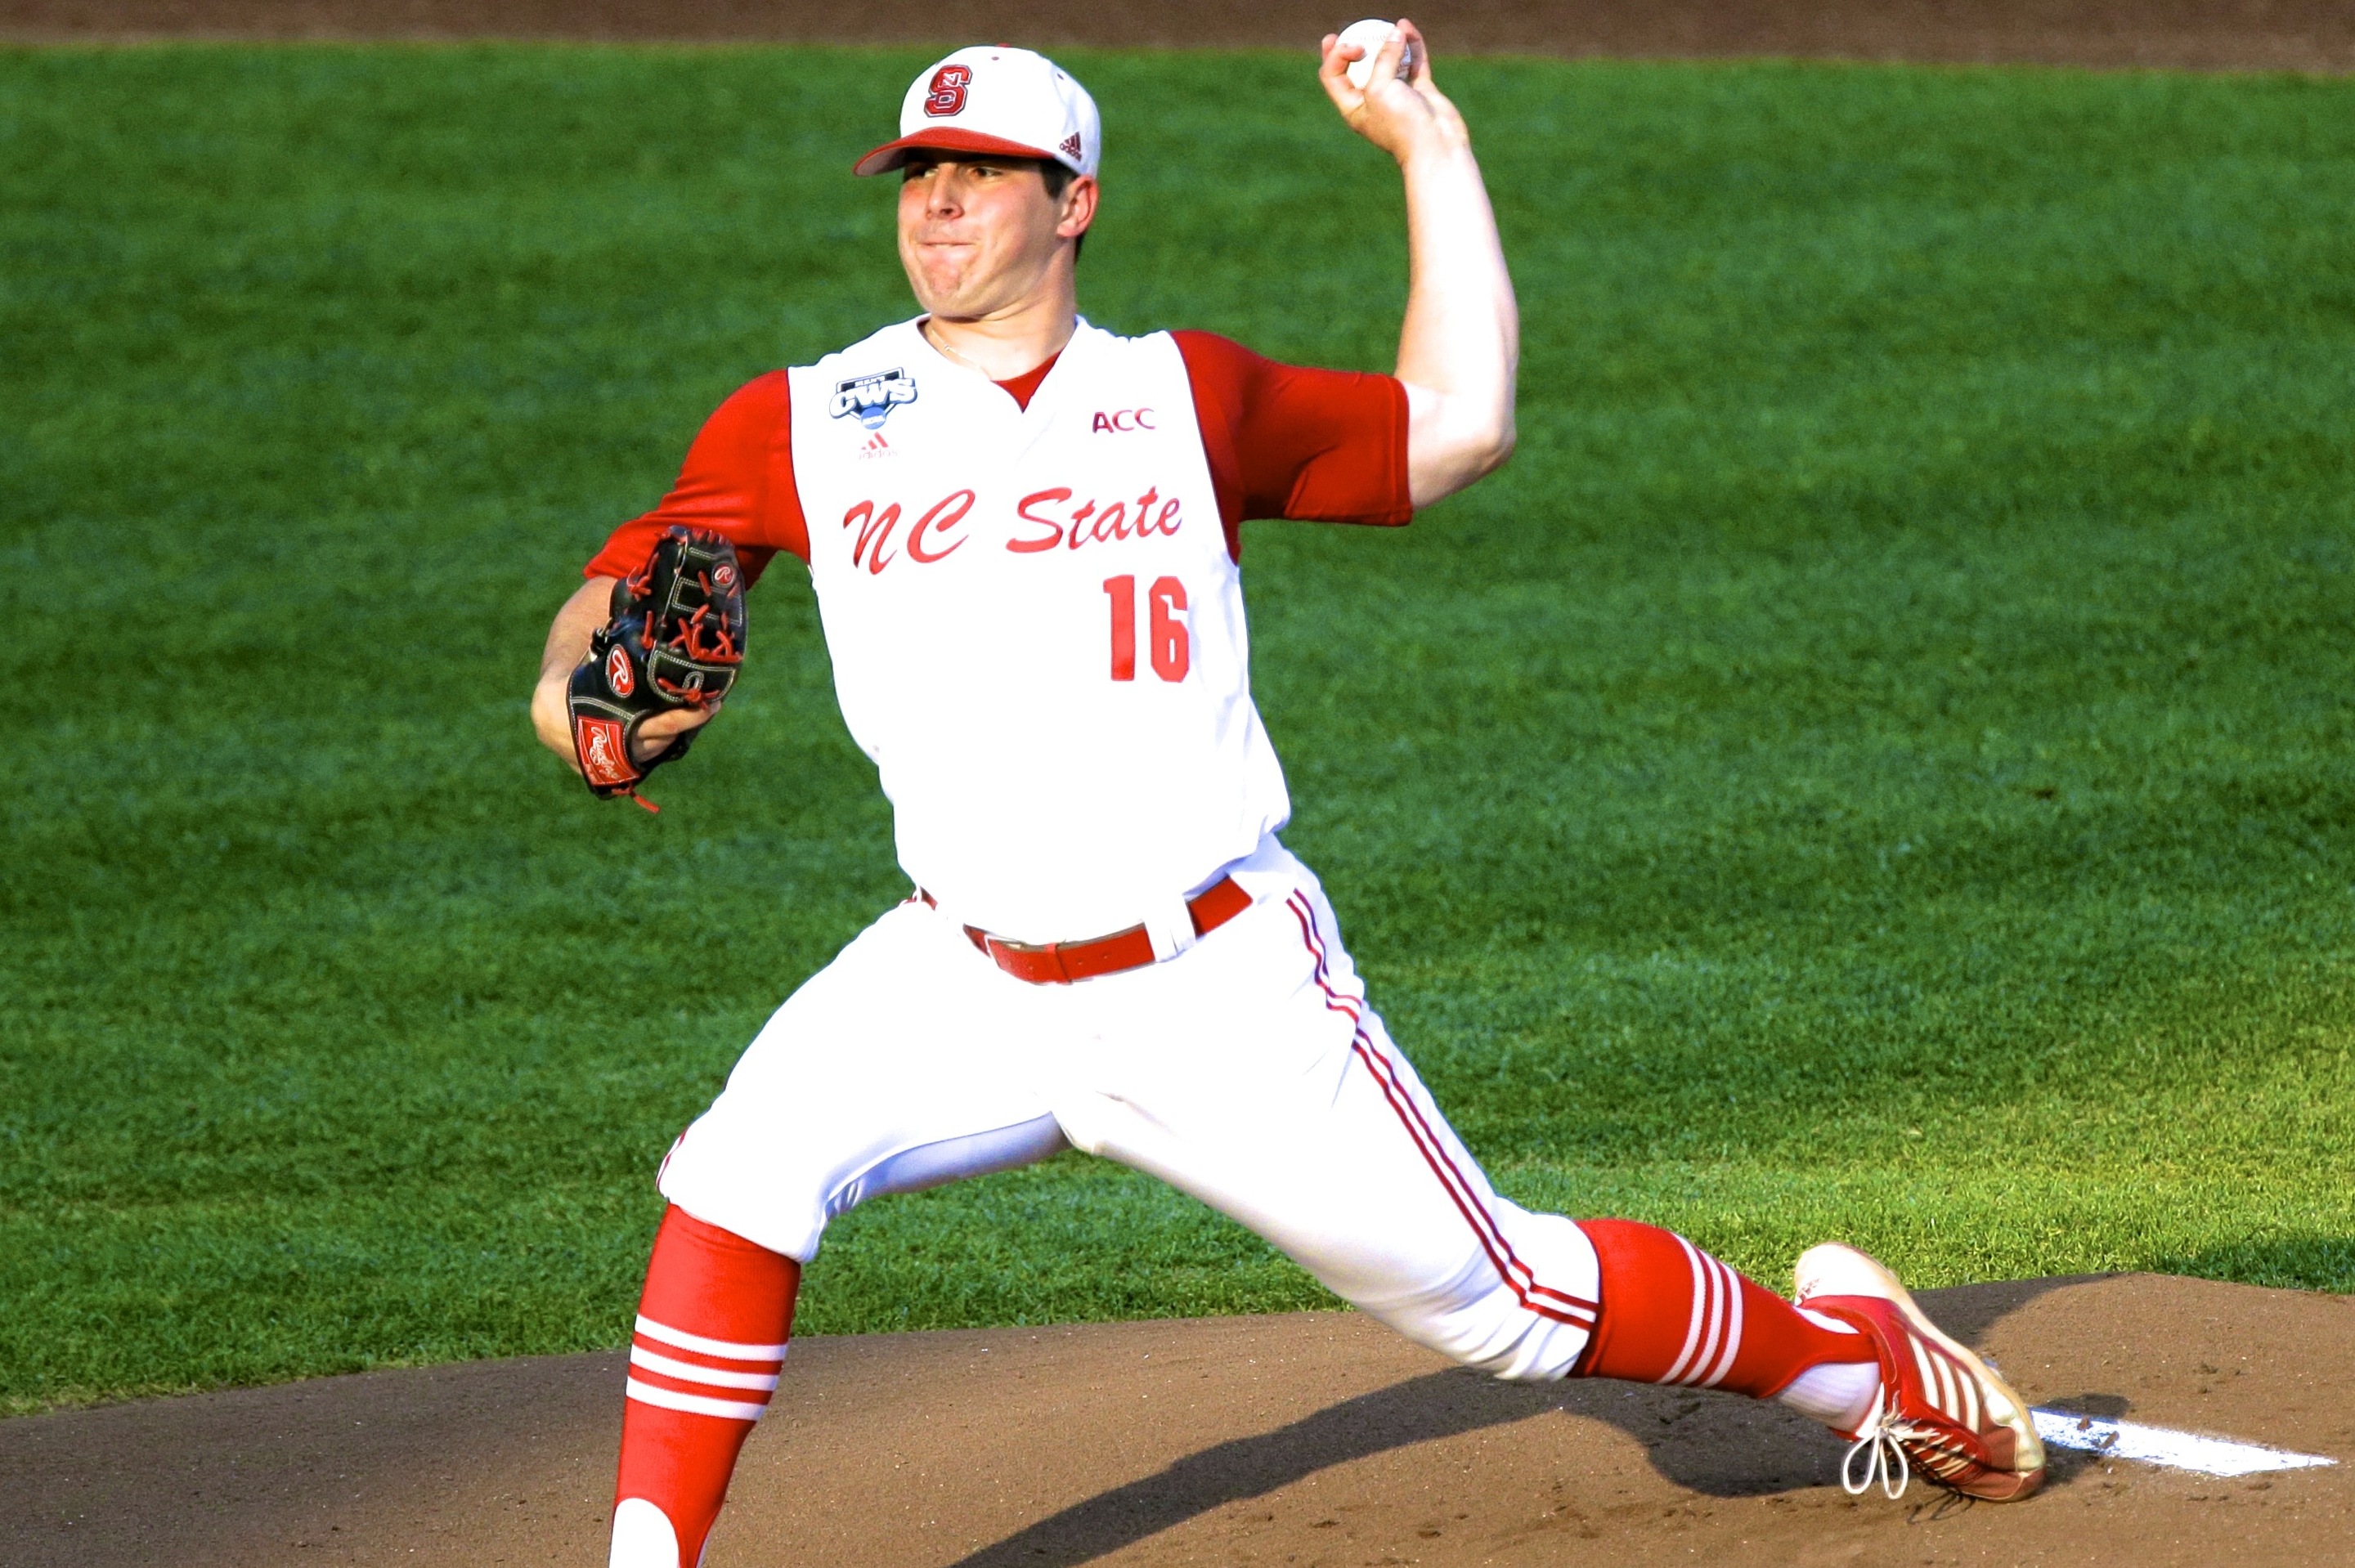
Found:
<box><xmin>658</xmin><ymin>836</ymin><xmax>1601</xmax><ymax>1381</ymax></box>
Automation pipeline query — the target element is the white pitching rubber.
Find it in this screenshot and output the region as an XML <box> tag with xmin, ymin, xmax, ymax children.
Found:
<box><xmin>2032</xmin><ymin>1409</ymin><xmax>2337</xmax><ymax>1477</ymax></box>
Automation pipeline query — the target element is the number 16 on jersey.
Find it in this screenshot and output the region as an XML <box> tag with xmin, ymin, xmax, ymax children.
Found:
<box><xmin>1104</xmin><ymin>575</ymin><xmax>1191</xmax><ymax>683</ymax></box>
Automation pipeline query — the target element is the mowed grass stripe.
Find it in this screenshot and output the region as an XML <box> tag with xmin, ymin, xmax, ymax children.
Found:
<box><xmin>1</xmin><ymin>46</ymin><xmax>2349</xmax><ymax>1411</ymax></box>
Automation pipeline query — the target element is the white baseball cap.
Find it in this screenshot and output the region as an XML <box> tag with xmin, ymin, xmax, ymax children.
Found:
<box><xmin>852</xmin><ymin>46</ymin><xmax>1101</xmax><ymax>180</ymax></box>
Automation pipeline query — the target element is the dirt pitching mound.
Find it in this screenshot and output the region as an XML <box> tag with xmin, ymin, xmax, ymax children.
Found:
<box><xmin>5</xmin><ymin>1272</ymin><xmax>2353</xmax><ymax>1566</ymax></box>
<box><xmin>4</xmin><ymin>0</ymin><xmax>2354</xmax><ymax>71</ymax></box>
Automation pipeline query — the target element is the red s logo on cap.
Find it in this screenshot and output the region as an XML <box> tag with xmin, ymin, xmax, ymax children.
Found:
<box><xmin>925</xmin><ymin>65</ymin><xmax>971</xmax><ymax>118</ymax></box>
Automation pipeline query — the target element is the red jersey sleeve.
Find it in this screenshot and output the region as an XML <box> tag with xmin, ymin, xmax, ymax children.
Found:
<box><xmin>583</xmin><ymin>371</ymin><xmax>810</xmax><ymax>589</ymax></box>
<box><xmin>1172</xmin><ymin>330</ymin><xmax>1411</xmax><ymax>559</ymax></box>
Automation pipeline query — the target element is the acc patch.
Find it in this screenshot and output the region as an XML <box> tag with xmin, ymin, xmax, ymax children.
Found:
<box><xmin>831</xmin><ymin>368</ymin><xmax>918</xmax><ymax>431</ymax></box>
<box><xmin>575</xmin><ymin>714</ymin><xmax>633</xmax><ymax>787</ymax></box>
<box><xmin>605</xmin><ymin>644</ymin><xmax>635</xmax><ymax>698</ymax></box>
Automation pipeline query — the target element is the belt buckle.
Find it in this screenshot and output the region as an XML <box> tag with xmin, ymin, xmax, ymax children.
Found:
<box><xmin>989</xmin><ymin>934</ymin><xmax>1071</xmax><ymax>984</ymax></box>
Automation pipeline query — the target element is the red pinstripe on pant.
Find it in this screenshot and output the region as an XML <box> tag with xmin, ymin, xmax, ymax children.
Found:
<box><xmin>1285</xmin><ymin>891</ymin><xmax>1601</xmax><ymax>1333</ymax></box>
<box><xmin>1282</xmin><ymin>889</ymin><xmax>1860</xmax><ymax>1396</ymax></box>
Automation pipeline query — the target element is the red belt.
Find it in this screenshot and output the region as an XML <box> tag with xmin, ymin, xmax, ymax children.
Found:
<box><xmin>919</xmin><ymin>876</ymin><xmax>1254</xmax><ymax>985</ymax></box>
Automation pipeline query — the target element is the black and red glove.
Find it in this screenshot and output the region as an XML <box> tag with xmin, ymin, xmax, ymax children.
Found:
<box><xmin>567</xmin><ymin>526</ymin><xmax>747</xmax><ymax>811</ymax></box>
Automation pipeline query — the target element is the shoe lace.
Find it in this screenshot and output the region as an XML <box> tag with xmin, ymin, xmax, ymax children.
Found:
<box><xmin>1841</xmin><ymin>1389</ymin><xmax>1915</xmax><ymax>1500</ymax></box>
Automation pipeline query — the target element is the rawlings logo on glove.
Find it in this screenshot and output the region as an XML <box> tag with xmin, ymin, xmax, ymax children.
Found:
<box><xmin>567</xmin><ymin>526</ymin><xmax>747</xmax><ymax>811</ymax></box>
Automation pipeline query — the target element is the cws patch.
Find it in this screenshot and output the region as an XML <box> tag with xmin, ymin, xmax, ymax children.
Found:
<box><xmin>832</xmin><ymin>368</ymin><xmax>918</xmax><ymax>431</ymax></box>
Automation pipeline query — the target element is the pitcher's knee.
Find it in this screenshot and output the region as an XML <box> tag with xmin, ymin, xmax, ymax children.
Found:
<box><xmin>1399</xmin><ymin>1284</ymin><xmax>1596</xmax><ymax>1381</ymax></box>
<box><xmin>1355</xmin><ymin>1209</ymin><xmax>1602</xmax><ymax>1382</ymax></box>
<box><xmin>1361</xmin><ymin>1275</ymin><xmax>1598</xmax><ymax>1382</ymax></box>
<box><xmin>656</xmin><ymin>1118</ymin><xmax>830</xmax><ymax>1263</ymax></box>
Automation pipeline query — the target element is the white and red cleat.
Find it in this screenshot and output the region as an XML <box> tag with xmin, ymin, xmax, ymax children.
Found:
<box><xmin>1794</xmin><ymin>1243</ymin><xmax>2047</xmax><ymax>1502</ymax></box>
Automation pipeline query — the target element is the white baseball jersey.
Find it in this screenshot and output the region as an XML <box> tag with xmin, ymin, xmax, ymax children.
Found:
<box><xmin>590</xmin><ymin>321</ymin><xmax>1413</xmax><ymax>948</ymax></box>
<box><xmin>787</xmin><ymin>319</ymin><xmax>1285</xmax><ymax>941</ymax></box>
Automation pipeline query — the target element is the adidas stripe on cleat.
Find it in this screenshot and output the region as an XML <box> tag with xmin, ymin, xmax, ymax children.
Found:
<box><xmin>1793</xmin><ymin>1243</ymin><xmax>2047</xmax><ymax>1503</ymax></box>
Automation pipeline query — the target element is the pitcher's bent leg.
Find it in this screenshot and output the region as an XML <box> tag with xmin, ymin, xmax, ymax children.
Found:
<box><xmin>657</xmin><ymin>898</ymin><xmax>1064</xmax><ymax>1261</ymax></box>
<box><xmin>612</xmin><ymin>1206</ymin><xmax>799</xmax><ymax>1568</ymax></box>
<box><xmin>612</xmin><ymin>899</ymin><xmax>1064</xmax><ymax>1568</ymax></box>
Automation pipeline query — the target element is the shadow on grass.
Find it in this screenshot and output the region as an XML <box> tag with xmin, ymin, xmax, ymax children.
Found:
<box><xmin>949</xmin><ymin>1276</ymin><xmax>2093</xmax><ymax>1567</ymax></box>
<box><xmin>2155</xmin><ymin>1238</ymin><xmax>2355</xmax><ymax>1294</ymax></box>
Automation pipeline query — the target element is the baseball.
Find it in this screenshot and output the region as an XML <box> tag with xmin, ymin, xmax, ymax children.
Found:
<box><xmin>1338</xmin><ymin>18</ymin><xmax>1414</xmax><ymax>90</ymax></box>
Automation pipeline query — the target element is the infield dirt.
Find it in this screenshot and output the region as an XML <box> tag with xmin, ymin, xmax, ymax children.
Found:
<box><xmin>6</xmin><ymin>1274</ymin><xmax>2352</xmax><ymax>1566</ymax></box>
<box><xmin>3</xmin><ymin>0</ymin><xmax>2353</xmax><ymax>70</ymax></box>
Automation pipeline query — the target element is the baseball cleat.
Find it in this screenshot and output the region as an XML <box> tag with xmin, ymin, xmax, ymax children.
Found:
<box><xmin>1794</xmin><ymin>1243</ymin><xmax>2047</xmax><ymax>1502</ymax></box>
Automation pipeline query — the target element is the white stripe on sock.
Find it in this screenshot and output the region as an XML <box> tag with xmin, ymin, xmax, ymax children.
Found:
<box><xmin>629</xmin><ymin>1345</ymin><xmax>782</xmax><ymax>1392</ymax></box>
<box><xmin>1660</xmin><ymin>1234</ymin><xmax>1711</xmax><ymax>1386</ymax></box>
<box><xmin>1690</xmin><ymin>1255</ymin><xmax>1729</xmax><ymax>1387</ymax></box>
<box><xmin>1686</xmin><ymin>1247</ymin><xmax>1729</xmax><ymax>1387</ymax></box>
<box><xmin>1699</xmin><ymin>1257</ymin><xmax>1744</xmax><ymax>1388</ymax></box>
<box><xmin>633</xmin><ymin>1314</ymin><xmax>789</xmax><ymax>1362</ymax></box>
<box><xmin>624</xmin><ymin>1378</ymin><xmax>769</xmax><ymax>1422</ymax></box>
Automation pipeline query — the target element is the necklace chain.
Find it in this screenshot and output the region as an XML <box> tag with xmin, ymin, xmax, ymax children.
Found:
<box><xmin>923</xmin><ymin>320</ymin><xmax>996</xmax><ymax>379</ymax></box>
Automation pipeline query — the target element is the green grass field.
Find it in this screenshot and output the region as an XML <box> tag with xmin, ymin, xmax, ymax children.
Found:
<box><xmin>2</xmin><ymin>43</ymin><xmax>2352</xmax><ymax>1414</ymax></box>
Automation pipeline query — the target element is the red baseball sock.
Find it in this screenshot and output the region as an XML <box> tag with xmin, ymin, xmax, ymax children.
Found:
<box><xmin>1575</xmin><ymin>1219</ymin><xmax>1877</xmax><ymax>1422</ymax></box>
<box><xmin>610</xmin><ymin>1205</ymin><xmax>801</xmax><ymax>1568</ymax></box>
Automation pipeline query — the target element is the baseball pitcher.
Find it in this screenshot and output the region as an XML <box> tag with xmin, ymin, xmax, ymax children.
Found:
<box><xmin>530</xmin><ymin>26</ymin><xmax>2045</xmax><ymax>1567</ymax></box>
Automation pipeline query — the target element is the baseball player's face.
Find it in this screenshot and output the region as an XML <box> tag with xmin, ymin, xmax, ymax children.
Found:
<box><xmin>898</xmin><ymin>156</ymin><xmax>1090</xmax><ymax>322</ymax></box>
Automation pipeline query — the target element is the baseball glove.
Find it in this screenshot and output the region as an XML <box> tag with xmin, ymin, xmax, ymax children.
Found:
<box><xmin>567</xmin><ymin>526</ymin><xmax>747</xmax><ymax>811</ymax></box>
